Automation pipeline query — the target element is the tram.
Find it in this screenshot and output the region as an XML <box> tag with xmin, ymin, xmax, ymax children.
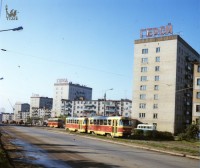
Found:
<box><xmin>65</xmin><ymin>116</ymin><xmax>132</xmax><ymax>137</ymax></box>
<box><xmin>65</xmin><ymin>117</ymin><xmax>88</xmax><ymax>132</ymax></box>
<box><xmin>48</xmin><ymin>118</ymin><xmax>64</xmax><ymax>128</ymax></box>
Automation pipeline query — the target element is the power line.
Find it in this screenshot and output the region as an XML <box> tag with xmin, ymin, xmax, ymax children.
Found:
<box><xmin>1</xmin><ymin>49</ymin><xmax>130</xmax><ymax>78</ymax></box>
<box><xmin>0</xmin><ymin>0</ymin><xmax>2</xmax><ymax>19</ymax></box>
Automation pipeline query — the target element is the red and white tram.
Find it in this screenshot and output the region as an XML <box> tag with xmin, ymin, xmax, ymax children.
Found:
<box><xmin>48</xmin><ymin>118</ymin><xmax>64</xmax><ymax>128</ymax></box>
<box><xmin>87</xmin><ymin>116</ymin><xmax>132</xmax><ymax>137</ymax></box>
<box><xmin>65</xmin><ymin>116</ymin><xmax>132</xmax><ymax>137</ymax></box>
<box><xmin>65</xmin><ymin>117</ymin><xmax>87</xmax><ymax>133</ymax></box>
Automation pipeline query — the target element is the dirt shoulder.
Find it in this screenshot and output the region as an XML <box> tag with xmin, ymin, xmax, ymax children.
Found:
<box><xmin>0</xmin><ymin>126</ymin><xmax>43</xmax><ymax>168</ymax></box>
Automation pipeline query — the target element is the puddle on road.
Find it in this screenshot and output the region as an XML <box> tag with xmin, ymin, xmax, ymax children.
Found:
<box><xmin>11</xmin><ymin>138</ymin><xmax>72</xmax><ymax>168</ymax></box>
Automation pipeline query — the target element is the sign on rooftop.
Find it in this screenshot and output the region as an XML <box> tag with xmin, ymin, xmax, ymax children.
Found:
<box><xmin>57</xmin><ymin>78</ymin><xmax>68</xmax><ymax>83</ymax></box>
<box><xmin>140</xmin><ymin>23</ymin><xmax>173</xmax><ymax>38</ymax></box>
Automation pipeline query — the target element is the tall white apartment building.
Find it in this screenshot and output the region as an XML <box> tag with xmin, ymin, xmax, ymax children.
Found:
<box><xmin>52</xmin><ymin>79</ymin><xmax>92</xmax><ymax>117</ymax></box>
<box><xmin>132</xmin><ymin>35</ymin><xmax>199</xmax><ymax>134</ymax></box>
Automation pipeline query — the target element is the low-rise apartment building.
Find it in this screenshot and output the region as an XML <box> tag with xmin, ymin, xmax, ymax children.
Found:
<box><xmin>1</xmin><ymin>113</ymin><xmax>14</xmax><ymax>123</ymax></box>
<box><xmin>30</xmin><ymin>94</ymin><xmax>53</xmax><ymax>124</ymax></box>
<box><xmin>14</xmin><ymin>102</ymin><xmax>30</xmax><ymax>123</ymax></box>
<box><xmin>61</xmin><ymin>99</ymin><xmax>132</xmax><ymax>117</ymax></box>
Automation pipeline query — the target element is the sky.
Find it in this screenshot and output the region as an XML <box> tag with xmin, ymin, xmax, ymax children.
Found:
<box><xmin>0</xmin><ymin>0</ymin><xmax>199</xmax><ymax>113</ymax></box>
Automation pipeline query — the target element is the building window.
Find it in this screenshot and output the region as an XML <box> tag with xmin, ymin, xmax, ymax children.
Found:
<box><xmin>156</xmin><ymin>47</ymin><xmax>160</xmax><ymax>53</ymax></box>
<box><xmin>155</xmin><ymin>66</ymin><xmax>160</xmax><ymax>71</ymax></box>
<box><xmin>142</xmin><ymin>49</ymin><xmax>148</xmax><ymax>54</ymax></box>
<box><xmin>140</xmin><ymin>94</ymin><xmax>146</xmax><ymax>100</ymax></box>
<box><xmin>196</xmin><ymin>105</ymin><xmax>200</xmax><ymax>112</ymax></box>
<box><xmin>154</xmin><ymin>94</ymin><xmax>159</xmax><ymax>100</ymax></box>
<box><xmin>197</xmin><ymin>78</ymin><xmax>200</xmax><ymax>85</ymax></box>
<box><xmin>155</xmin><ymin>56</ymin><xmax>160</xmax><ymax>62</ymax></box>
<box><xmin>141</xmin><ymin>76</ymin><xmax>147</xmax><ymax>81</ymax></box>
<box><xmin>198</xmin><ymin>65</ymin><xmax>200</xmax><ymax>72</ymax></box>
<box><xmin>139</xmin><ymin>113</ymin><xmax>146</xmax><ymax>118</ymax></box>
<box><xmin>197</xmin><ymin>92</ymin><xmax>200</xmax><ymax>99</ymax></box>
<box><xmin>155</xmin><ymin>76</ymin><xmax>159</xmax><ymax>81</ymax></box>
<box><xmin>153</xmin><ymin>113</ymin><xmax>158</xmax><ymax>119</ymax></box>
<box><xmin>140</xmin><ymin>85</ymin><xmax>146</xmax><ymax>90</ymax></box>
<box><xmin>141</xmin><ymin>67</ymin><xmax>147</xmax><ymax>72</ymax></box>
<box><xmin>154</xmin><ymin>85</ymin><xmax>159</xmax><ymax>90</ymax></box>
<box><xmin>141</xmin><ymin>58</ymin><xmax>148</xmax><ymax>63</ymax></box>
<box><xmin>153</xmin><ymin>104</ymin><xmax>158</xmax><ymax>109</ymax></box>
<box><xmin>139</xmin><ymin>103</ymin><xmax>146</xmax><ymax>109</ymax></box>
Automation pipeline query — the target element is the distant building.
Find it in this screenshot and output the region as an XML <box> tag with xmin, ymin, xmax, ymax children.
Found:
<box><xmin>132</xmin><ymin>35</ymin><xmax>200</xmax><ymax>134</ymax></box>
<box><xmin>14</xmin><ymin>102</ymin><xmax>30</xmax><ymax>122</ymax></box>
<box><xmin>192</xmin><ymin>62</ymin><xmax>200</xmax><ymax>124</ymax></box>
<box><xmin>52</xmin><ymin>79</ymin><xmax>92</xmax><ymax>117</ymax></box>
<box><xmin>1</xmin><ymin>113</ymin><xmax>14</xmax><ymax>123</ymax></box>
<box><xmin>0</xmin><ymin>113</ymin><xmax>2</xmax><ymax>123</ymax></box>
<box><xmin>30</xmin><ymin>94</ymin><xmax>53</xmax><ymax>124</ymax></box>
<box><xmin>61</xmin><ymin>99</ymin><xmax>132</xmax><ymax>117</ymax></box>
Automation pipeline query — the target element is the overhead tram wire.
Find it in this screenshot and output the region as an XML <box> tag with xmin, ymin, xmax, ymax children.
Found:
<box><xmin>1</xmin><ymin>49</ymin><xmax>129</xmax><ymax>78</ymax></box>
<box><xmin>0</xmin><ymin>0</ymin><xmax>2</xmax><ymax>19</ymax></box>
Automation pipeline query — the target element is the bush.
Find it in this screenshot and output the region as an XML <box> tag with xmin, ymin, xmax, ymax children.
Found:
<box><xmin>177</xmin><ymin>124</ymin><xmax>199</xmax><ymax>141</ymax></box>
<box><xmin>143</xmin><ymin>130</ymin><xmax>153</xmax><ymax>139</ymax></box>
<box><xmin>132</xmin><ymin>129</ymin><xmax>144</xmax><ymax>139</ymax></box>
<box><xmin>130</xmin><ymin>129</ymin><xmax>174</xmax><ymax>140</ymax></box>
<box><xmin>160</xmin><ymin>131</ymin><xmax>174</xmax><ymax>140</ymax></box>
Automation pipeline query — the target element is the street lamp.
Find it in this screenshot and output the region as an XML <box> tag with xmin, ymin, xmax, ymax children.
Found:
<box><xmin>104</xmin><ymin>88</ymin><xmax>113</xmax><ymax>116</ymax></box>
<box><xmin>0</xmin><ymin>26</ymin><xmax>23</xmax><ymax>32</ymax></box>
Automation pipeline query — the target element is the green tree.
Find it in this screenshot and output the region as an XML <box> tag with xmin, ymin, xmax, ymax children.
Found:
<box><xmin>178</xmin><ymin>124</ymin><xmax>199</xmax><ymax>141</ymax></box>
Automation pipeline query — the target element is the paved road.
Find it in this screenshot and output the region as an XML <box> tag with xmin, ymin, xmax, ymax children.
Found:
<box><xmin>2</xmin><ymin>125</ymin><xmax>199</xmax><ymax>168</ymax></box>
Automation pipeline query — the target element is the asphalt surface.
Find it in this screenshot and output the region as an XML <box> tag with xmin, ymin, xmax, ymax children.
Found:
<box><xmin>2</xmin><ymin>125</ymin><xmax>200</xmax><ymax>168</ymax></box>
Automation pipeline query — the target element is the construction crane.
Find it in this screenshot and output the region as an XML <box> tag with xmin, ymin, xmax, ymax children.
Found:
<box><xmin>8</xmin><ymin>99</ymin><xmax>15</xmax><ymax>113</ymax></box>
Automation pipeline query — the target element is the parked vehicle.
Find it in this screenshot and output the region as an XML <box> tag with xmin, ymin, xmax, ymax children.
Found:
<box><xmin>136</xmin><ymin>124</ymin><xmax>156</xmax><ymax>131</ymax></box>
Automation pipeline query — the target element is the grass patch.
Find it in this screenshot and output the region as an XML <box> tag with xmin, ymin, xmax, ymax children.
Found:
<box><xmin>0</xmin><ymin>146</ymin><xmax>12</xmax><ymax>168</ymax></box>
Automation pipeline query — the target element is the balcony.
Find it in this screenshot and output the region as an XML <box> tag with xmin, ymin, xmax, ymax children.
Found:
<box><xmin>184</xmin><ymin>93</ymin><xmax>191</xmax><ymax>97</ymax></box>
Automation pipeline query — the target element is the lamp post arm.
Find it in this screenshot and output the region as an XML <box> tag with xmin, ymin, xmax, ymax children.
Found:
<box><xmin>0</xmin><ymin>26</ymin><xmax>23</xmax><ymax>32</ymax></box>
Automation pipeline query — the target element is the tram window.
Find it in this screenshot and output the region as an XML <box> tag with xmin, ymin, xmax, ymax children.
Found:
<box><xmin>119</xmin><ymin>120</ymin><xmax>123</xmax><ymax>126</ymax></box>
<box><xmin>97</xmin><ymin>120</ymin><xmax>100</xmax><ymax>125</ymax></box>
<box><xmin>90</xmin><ymin>120</ymin><xmax>93</xmax><ymax>124</ymax></box>
<box><xmin>94</xmin><ymin>119</ymin><xmax>97</xmax><ymax>124</ymax></box>
<box><xmin>103</xmin><ymin>120</ymin><xmax>107</xmax><ymax>125</ymax></box>
<box><xmin>108</xmin><ymin>120</ymin><xmax>111</xmax><ymax>125</ymax></box>
<box><xmin>121</xmin><ymin>120</ymin><xmax>131</xmax><ymax>126</ymax></box>
<box><xmin>100</xmin><ymin>120</ymin><xmax>103</xmax><ymax>125</ymax></box>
